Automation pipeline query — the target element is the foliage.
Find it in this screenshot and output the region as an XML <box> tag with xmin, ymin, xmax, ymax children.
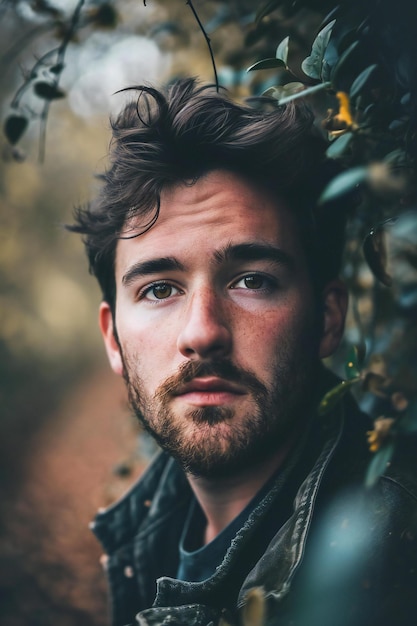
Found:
<box><xmin>2</xmin><ymin>0</ymin><xmax>119</xmax><ymax>161</ymax></box>
<box><xmin>2</xmin><ymin>0</ymin><xmax>417</xmax><ymax>486</ymax></box>
<box><xmin>249</xmin><ymin>0</ymin><xmax>417</xmax><ymax>485</ymax></box>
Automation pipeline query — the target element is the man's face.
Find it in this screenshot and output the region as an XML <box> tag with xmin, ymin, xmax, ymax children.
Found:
<box><xmin>100</xmin><ymin>170</ymin><xmax>343</xmax><ymax>478</ymax></box>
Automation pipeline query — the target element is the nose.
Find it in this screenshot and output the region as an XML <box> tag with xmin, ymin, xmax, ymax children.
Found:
<box><xmin>177</xmin><ymin>288</ymin><xmax>232</xmax><ymax>360</ymax></box>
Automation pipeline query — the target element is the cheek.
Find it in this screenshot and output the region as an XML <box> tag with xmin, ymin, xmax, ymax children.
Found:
<box><xmin>118</xmin><ymin>314</ymin><xmax>181</xmax><ymax>379</ymax></box>
<box><xmin>236</xmin><ymin>304</ymin><xmax>317</xmax><ymax>364</ymax></box>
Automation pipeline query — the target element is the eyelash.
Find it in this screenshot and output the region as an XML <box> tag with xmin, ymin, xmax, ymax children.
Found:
<box><xmin>230</xmin><ymin>273</ymin><xmax>277</xmax><ymax>293</ymax></box>
<box><xmin>138</xmin><ymin>281</ymin><xmax>183</xmax><ymax>302</ymax></box>
<box><xmin>138</xmin><ymin>272</ymin><xmax>278</xmax><ymax>302</ymax></box>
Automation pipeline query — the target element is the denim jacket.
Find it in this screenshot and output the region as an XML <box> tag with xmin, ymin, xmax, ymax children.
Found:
<box><xmin>92</xmin><ymin>392</ymin><xmax>417</xmax><ymax>626</ymax></box>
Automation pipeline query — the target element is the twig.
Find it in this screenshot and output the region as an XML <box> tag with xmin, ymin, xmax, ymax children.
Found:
<box><xmin>11</xmin><ymin>47</ymin><xmax>59</xmax><ymax>109</ymax></box>
<box><xmin>38</xmin><ymin>0</ymin><xmax>86</xmax><ymax>161</ymax></box>
<box><xmin>186</xmin><ymin>0</ymin><xmax>219</xmax><ymax>92</ymax></box>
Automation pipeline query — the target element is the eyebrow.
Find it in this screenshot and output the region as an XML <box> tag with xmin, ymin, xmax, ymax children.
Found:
<box><xmin>122</xmin><ymin>257</ymin><xmax>185</xmax><ymax>287</ymax></box>
<box><xmin>213</xmin><ymin>242</ymin><xmax>295</xmax><ymax>269</ymax></box>
<box><xmin>122</xmin><ymin>242</ymin><xmax>294</xmax><ymax>287</ymax></box>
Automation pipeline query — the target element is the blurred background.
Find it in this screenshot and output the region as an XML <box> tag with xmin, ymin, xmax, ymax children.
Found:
<box><xmin>0</xmin><ymin>2</ymin><xmax>278</xmax><ymax>624</ymax></box>
<box><xmin>1</xmin><ymin>1</ymin><xmax>416</xmax><ymax>625</ymax></box>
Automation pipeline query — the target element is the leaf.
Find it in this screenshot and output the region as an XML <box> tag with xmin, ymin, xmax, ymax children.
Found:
<box><xmin>365</xmin><ymin>442</ymin><xmax>395</xmax><ymax>488</ymax></box>
<box><xmin>247</xmin><ymin>58</ymin><xmax>286</xmax><ymax>72</ymax></box>
<box><xmin>383</xmin><ymin>149</ymin><xmax>409</xmax><ymax>167</ymax></box>
<box><xmin>326</xmin><ymin>131</ymin><xmax>353</xmax><ymax>158</ymax></box>
<box><xmin>344</xmin><ymin>345</ymin><xmax>362</xmax><ymax>380</ymax></box>
<box><xmin>266</xmin><ymin>82</ymin><xmax>304</xmax><ymax>101</ymax></box>
<box><xmin>318</xmin><ymin>378</ymin><xmax>361</xmax><ymax>416</ymax></box>
<box><xmin>255</xmin><ymin>0</ymin><xmax>280</xmax><ymax>24</ymax></box>
<box><xmin>399</xmin><ymin>285</ymin><xmax>417</xmax><ymax>309</ymax></box>
<box><xmin>349</xmin><ymin>64</ymin><xmax>378</xmax><ymax>100</ymax></box>
<box><xmin>31</xmin><ymin>0</ymin><xmax>62</xmax><ymax>18</ymax></box>
<box><xmin>276</xmin><ymin>36</ymin><xmax>289</xmax><ymax>65</ymax></box>
<box><xmin>34</xmin><ymin>82</ymin><xmax>65</xmax><ymax>100</ymax></box>
<box><xmin>318</xmin><ymin>166</ymin><xmax>367</xmax><ymax>205</ymax></box>
<box><xmin>89</xmin><ymin>3</ymin><xmax>118</xmax><ymax>28</ymax></box>
<box><xmin>363</xmin><ymin>227</ymin><xmax>392</xmax><ymax>286</ymax></box>
<box><xmin>363</xmin><ymin>103</ymin><xmax>376</xmax><ymax>120</ymax></box>
<box><xmin>49</xmin><ymin>63</ymin><xmax>64</xmax><ymax>74</ymax></box>
<box><xmin>400</xmin><ymin>92</ymin><xmax>411</xmax><ymax>106</ymax></box>
<box><xmin>352</xmin><ymin>342</ymin><xmax>367</xmax><ymax>368</ymax></box>
<box><xmin>331</xmin><ymin>40</ymin><xmax>359</xmax><ymax>86</ymax></box>
<box><xmin>262</xmin><ymin>75</ymin><xmax>303</xmax><ymax>98</ymax></box>
<box><xmin>301</xmin><ymin>20</ymin><xmax>335</xmax><ymax>80</ymax></box>
<box><xmin>4</xmin><ymin>114</ymin><xmax>28</xmax><ymax>145</ymax></box>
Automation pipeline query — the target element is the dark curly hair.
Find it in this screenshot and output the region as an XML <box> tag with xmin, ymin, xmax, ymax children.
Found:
<box><xmin>69</xmin><ymin>77</ymin><xmax>347</xmax><ymax>315</ymax></box>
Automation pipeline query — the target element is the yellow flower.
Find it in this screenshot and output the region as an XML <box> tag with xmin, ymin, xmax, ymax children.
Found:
<box><xmin>323</xmin><ymin>92</ymin><xmax>358</xmax><ymax>137</ymax></box>
<box><xmin>366</xmin><ymin>417</ymin><xmax>395</xmax><ymax>452</ymax></box>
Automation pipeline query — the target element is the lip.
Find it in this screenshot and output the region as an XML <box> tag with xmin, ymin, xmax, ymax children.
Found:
<box><xmin>173</xmin><ymin>377</ymin><xmax>246</xmax><ymax>396</ymax></box>
<box><xmin>172</xmin><ymin>377</ymin><xmax>246</xmax><ymax>408</ymax></box>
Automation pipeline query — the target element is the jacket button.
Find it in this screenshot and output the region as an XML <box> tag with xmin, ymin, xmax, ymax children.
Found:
<box><xmin>100</xmin><ymin>554</ymin><xmax>109</xmax><ymax>571</ymax></box>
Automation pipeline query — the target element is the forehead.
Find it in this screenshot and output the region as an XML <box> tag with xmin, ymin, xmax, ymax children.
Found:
<box><xmin>115</xmin><ymin>170</ymin><xmax>306</xmax><ymax>274</ymax></box>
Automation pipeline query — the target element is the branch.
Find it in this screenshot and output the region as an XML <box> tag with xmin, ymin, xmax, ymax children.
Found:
<box><xmin>38</xmin><ymin>0</ymin><xmax>86</xmax><ymax>162</ymax></box>
<box><xmin>186</xmin><ymin>0</ymin><xmax>219</xmax><ymax>92</ymax></box>
<box><xmin>11</xmin><ymin>47</ymin><xmax>59</xmax><ymax>109</ymax></box>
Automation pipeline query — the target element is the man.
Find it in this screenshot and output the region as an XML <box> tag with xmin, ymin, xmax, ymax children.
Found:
<box><xmin>71</xmin><ymin>78</ymin><xmax>417</xmax><ymax>626</ymax></box>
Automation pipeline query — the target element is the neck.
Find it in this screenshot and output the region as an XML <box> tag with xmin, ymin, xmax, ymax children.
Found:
<box><xmin>186</xmin><ymin>435</ymin><xmax>296</xmax><ymax>545</ymax></box>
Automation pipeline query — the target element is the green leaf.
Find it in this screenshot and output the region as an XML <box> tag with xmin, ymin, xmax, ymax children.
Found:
<box><xmin>90</xmin><ymin>3</ymin><xmax>119</xmax><ymax>28</ymax></box>
<box><xmin>344</xmin><ymin>345</ymin><xmax>362</xmax><ymax>380</ymax></box>
<box><xmin>247</xmin><ymin>58</ymin><xmax>286</xmax><ymax>72</ymax></box>
<box><xmin>265</xmin><ymin>82</ymin><xmax>304</xmax><ymax>102</ymax></box>
<box><xmin>326</xmin><ymin>131</ymin><xmax>353</xmax><ymax>158</ymax></box>
<box><xmin>4</xmin><ymin>114</ymin><xmax>28</xmax><ymax>145</ymax></box>
<box><xmin>261</xmin><ymin>71</ymin><xmax>301</xmax><ymax>94</ymax></box>
<box><xmin>255</xmin><ymin>0</ymin><xmax>280</xmax><ymax>24</ymax></box>
<box><xmin>331</xmin><ymin>40</ymin><xmax>359</xmax><ymax>86</ymax></box>
<box><xmin>34</xmin><ymin>82</ymin><xmax>65</xmax><ymax>100</ymax></box>
<box><xmin>365</xmin><ymin>442</ymin><xmax>395</xmax><ymax>488</ymax></box>
<box><xmin>49</xmin><ymin>63</ymin><xmax>64</xmax><ymax>74</ymax></box>
<box><xmin>301</xmin><ymin>20</ymin><xmax>335</xmax><ymax>80</ymax></box>
<box><xmin>349</xmin><ymin>64</ymin><xmax>378</xmax><ymax>100</ymax></box>
<box><xmin>318</xmin><ymin>166</ymin><xmax>367</xmax><ymax>205</ymax></box>
<box><xmin>318</xmin><ymin>378</ymin><xmax>361</xmax><ymax>416</ymax></box>
<box><xmin>276</xmin><ymin>36</ymin><xmax>289</xmax><ymax>65</ymax></box>
<box><xmin>383</xmin><ymin>149</ymin><xmax>409</xmax><ymax>167</ymax></box>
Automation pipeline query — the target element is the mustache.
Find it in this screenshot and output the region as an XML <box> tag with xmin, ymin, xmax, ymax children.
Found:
<box><xmin>155</xmin><ymin>359</ymin><xmax>267</xmax><ymax>400</ymax></box>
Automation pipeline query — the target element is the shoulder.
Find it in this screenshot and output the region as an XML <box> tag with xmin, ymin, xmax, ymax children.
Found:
<box><xmin>92</xmin><ymin>451</ymin><xmax>188</xmax><ymax>554</ymax></box>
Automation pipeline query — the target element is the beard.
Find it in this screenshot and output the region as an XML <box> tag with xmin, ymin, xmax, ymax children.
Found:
<box><xmin>120</xmin><ymin>341</ymin><xmax>319</xmax><ymax>480</ymax></box>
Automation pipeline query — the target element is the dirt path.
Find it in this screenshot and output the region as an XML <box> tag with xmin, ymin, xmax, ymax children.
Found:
<box><xmin>1</xmin><ymin>365</ymin><xmax>148</xmax><ymax>626</ymax></box>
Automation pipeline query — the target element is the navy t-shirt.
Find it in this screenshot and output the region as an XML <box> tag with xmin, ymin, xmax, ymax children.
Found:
<box><xmin>177</xmin><ymin>472</ymin><xmax>284</xmax><ymax>582</ymax></box>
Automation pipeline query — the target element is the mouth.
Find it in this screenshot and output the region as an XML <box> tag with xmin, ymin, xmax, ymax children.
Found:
<box><xmin>173</xmin><ymin>377</ymin><xmax>246</xmax><ymax>407</ymax></box>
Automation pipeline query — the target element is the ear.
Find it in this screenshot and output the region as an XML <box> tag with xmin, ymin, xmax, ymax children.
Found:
<box><xmin>99</xmin><ymin>301</ymin><xmax>124</xmax><ymax>376</ymax></box>
<box><xmin>319</xmin><ymin>280</ymin><xmax>348</xmax><ymax>359</ymax></box>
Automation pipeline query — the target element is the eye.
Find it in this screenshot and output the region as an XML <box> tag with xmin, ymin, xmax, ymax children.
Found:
<box><xmin>231</xmin><ymin>273</ymin><xmax>274</xmax><ymax>291</ymax></box>
<box><xmin>141</xmin><ymin>282</ymin><xmax>180</xmax><ymax>301</ymax></box>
